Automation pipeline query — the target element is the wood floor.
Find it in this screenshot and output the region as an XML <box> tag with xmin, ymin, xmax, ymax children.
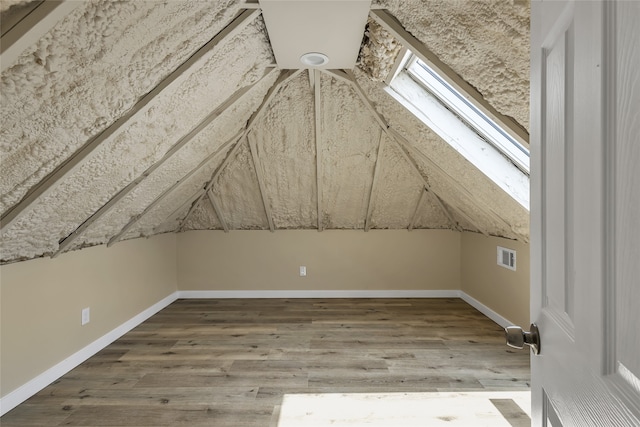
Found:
<box><xmin>1</xmin><ymin>298</ymin><xmax>530</xmax><ymax>426</ymax></box>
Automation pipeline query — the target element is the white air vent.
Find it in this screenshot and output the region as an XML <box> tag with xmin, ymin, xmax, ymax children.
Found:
<box><xmin>497</xmin><ymin>246</ymin><xmax>516</xmax><ymax>271</ymax></box>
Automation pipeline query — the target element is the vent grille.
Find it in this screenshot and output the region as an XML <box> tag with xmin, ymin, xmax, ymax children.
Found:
<box><xmin>497</xmin><ymin>246</ymin><xmax>516</xmax><ymax>271</ymax></box>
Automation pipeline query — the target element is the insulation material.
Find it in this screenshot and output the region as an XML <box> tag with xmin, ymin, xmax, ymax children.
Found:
<box><xmin>250</xmin><ymin>72</ymin><xmax>317</xmax><ymax>229</ymax></box>
<box><xmin>0</xmin><ymin>14</ymin><xmax>274</xmax><ymax>262</ymax></box>
<box><xmin>210</xmin><ymin>140</ymin><xmax>269</xmax><ymax>230</ymax></box>
<box><xmin>369</xmin><ymin>134</ymin><xmax>425</xmax><ymax>229</ymax></box>
<box><xmin>0</xmin><ymin>0</ymin><xmax>532</xmax><ymax>263</ymax></box>
<box><xmin>376</xmin><ymin>0</ymin><xmax>530</xmax><ymax>130</ymax></box>
<box><xmin>412</xmin><ymin>191</ymin><xmax>460</xmax><ymax>230</ymax></box>
<box><xmin>0</xmin><ymin>0</ymin><xmax>245</xmax><ymax>212</ymax></box>
<box><xmin>359</xmin><ymin>18</ymin><xmax>403</xmax><ymax>82</ymax></box>
<box><xmin>320</xmin><ymin>73</ymin><xmax>380</xmax><ymax>229</ymax></box>
<box><xmin>353</xmin><ymin>67</ymin><xmax>529</xmax><ymax>239</ymax></box>
<box><xmin>73</xmin><ymin>71</ymin><xmax>279</xmax><ymax>249</ymax></box>
<box><xmin>0</xmin><ymin>0</ymin><xmax>32</xmax><ymax>13</ymax></box>
<box><xmin>182</xmin><ymin>199</ymin><xmax>223</xmax><ymax>231</ymax></box>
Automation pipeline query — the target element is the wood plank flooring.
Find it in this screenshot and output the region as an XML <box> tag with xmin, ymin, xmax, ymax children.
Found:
<box><xmin>1</xmin><ymin>298</ymin><xmax>530</xmax><ymax>426</ymax></box>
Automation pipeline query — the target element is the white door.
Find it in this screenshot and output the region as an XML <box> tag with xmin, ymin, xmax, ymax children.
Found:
<box><xmin>530</xmin><ymin>0</ymin><xmax>640</xmax><ymax>425</ymax></box>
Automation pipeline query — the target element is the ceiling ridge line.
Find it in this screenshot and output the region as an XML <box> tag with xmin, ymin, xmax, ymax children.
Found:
<box><xmin>106</xmin><ymin>130</ymin><xmax>244</xmax><ymax>247</ymax></box>
<box><xmin>52</xmin><ymin>67</ymin><xmax>274</xmax><ymax>257</ymax></box>
<box><xmin>0</xmin><ymin>8</ymin><xmax>261</xmax><ymax>233</ymax></box>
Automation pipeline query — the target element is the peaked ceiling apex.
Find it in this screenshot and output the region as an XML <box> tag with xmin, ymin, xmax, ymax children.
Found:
<box><xmin>259</xmin><ymin>0</ymin><xmax>371</xmax><ymax>69</ymax></box>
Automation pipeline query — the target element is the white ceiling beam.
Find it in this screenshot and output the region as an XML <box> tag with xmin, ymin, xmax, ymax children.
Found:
<box><xmin>207</xmin><ymin>189</ymin><xmax>229</xmax><ymax>233</ymax></box>
<box><xmin>1</xmin><ymin>1</ymin><xmax>81</xmax><ymax>72</ymax></box>
<box><xmin>53</xmin><ymin>70</ymin><xmax>273</xmax><ymax>256</ymax></box>
<box><xmin>369</xmin><ymin>9</ymin><xmax>529</xmax><ymax>147</ymax></box>
<box><xmin>408</xmin><ymin>187</ymin><xmax>427</xmax><ymax>232</ymax></box>
<box><xmin>0</xmin><ymin>8</ymin><xmax>261</xmax><ymax>232</ymax></box>
<box><xmin>364</xmin><ymin>130</ymin><xmax>385</xmax><ymax>231</ymax></box>
<box><xmin>178</xmin><ymin>136</ymin><xmax>247</xmax><ymax>232</ymax></box>
<box><xmin>314</xmin><ymin>69</ymin><xmax>324</xmax><ymax>232</ymax></box>
<box><xmin>247</xmin><ymin>131</ymin><xmax>275</xmax><ymax>232</ymax></box>
<box><xmin>107</xmin><ymin>131</ymin><xmax>243</xmax><ymax>247</ymax></box>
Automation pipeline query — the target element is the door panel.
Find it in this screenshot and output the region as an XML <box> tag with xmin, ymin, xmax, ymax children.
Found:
<box><xmin>609</xmin><ymin>0</ymin><xmax>640</xmax><ymax>410</ymax></box>
<box><xmin>531</xmin><ymin>1</ymin><xmax>640</xmax><ymax>425</ymax></box>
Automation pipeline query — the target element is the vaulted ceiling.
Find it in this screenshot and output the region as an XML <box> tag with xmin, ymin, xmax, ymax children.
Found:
<box><xmin>0</xmin><ymin>0</ymin><xmax>530</xmax><ymax>264</ymax></box>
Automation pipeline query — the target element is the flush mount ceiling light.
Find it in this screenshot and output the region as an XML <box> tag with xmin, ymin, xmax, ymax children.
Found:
<box><xmin>260</xmin><ymin>0</ymin><xmax>371</xmax><ymax>69</ymax></box>
<box><xmin>300</xmin><ymin>52</ymin><xmax>329</xmax><ymax>67</ymax></box>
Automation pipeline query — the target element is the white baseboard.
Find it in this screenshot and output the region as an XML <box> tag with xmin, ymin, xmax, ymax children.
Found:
<box><xmin>0</xmin><ymin>292</ymin><xmax>179</xmax><ymax>417</ymax></box>
<box><xmin>177</xmin><ymin>290</ymin><xmax>461</xmax><ymax>299</ymax></box>
<box><xmin>459</xmin><ymin>291</ymin><xmax>513</xmax><ymax>328</ymax></box>
<box><xmin>1</xmin><ymin>289</ymin><xmax>511</xmax><ymax>416</ymax></box>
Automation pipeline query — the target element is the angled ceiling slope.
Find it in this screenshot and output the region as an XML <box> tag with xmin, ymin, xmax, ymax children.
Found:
<box><xmin>0</xmin><ymin>0</ymin><xmax>530</xmax><ymax>263</ymax></box>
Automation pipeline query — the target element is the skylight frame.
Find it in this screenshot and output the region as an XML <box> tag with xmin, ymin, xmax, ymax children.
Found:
<box><xmin>384</xmin><ymin>51</ymin><xmax>530</xmax><ymax>210</ymax></box>
<box><xmin>404</xmin><ymin>55</ymin><xmax>530</xmax><ymax>174</ymax></box>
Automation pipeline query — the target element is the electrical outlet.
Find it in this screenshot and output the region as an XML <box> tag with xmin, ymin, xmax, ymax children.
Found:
<box><xmin>299</xmin><ymin>266</ymin><xmax>306</xmax><ymax>277</ymax></box>
<box><xmin>81</xmin><ymin>307</ymin><xmax>90</xmax><ymax>326</ymax></box>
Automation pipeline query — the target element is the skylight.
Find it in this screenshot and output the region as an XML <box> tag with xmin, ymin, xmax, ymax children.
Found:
<box><xmin>385</xmin><ymin>52</ymin><xmax>530</xmax><ymax>210</ymax></box>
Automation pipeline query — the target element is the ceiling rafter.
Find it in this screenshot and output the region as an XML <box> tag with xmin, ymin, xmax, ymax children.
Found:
<box><xmin>0</xmin><ymin>8</ymin><xmax>261</xmax><ymax>233</ymax></box>
<box><xmin>364</xmin><ymin>129</ymin><xmax>385</xmax><ymax>231</ymax></box>
<box><xmin>447</xmin><ymin>202</ymin><xmax>489</xmax><ymax>237</ymax></box>
<box><xmin>178</xmin><ymin>136</ymin><xmax>246</xmax><ymax>232</ymax></box>
<box><xmin>327</xmin><ymin>68</ymin><xmax>526</xmax><ymax>241</ymax></box>
<box><xmin>176</xmin><ymin>69</ymin><xmax>301</xmax><ymax>231</ymax></box>
<box><xmin>369</xmin><ymin>8</ymin><xmax>529</xmax><ymax>147</ymax></box>
<box><xmin>314</xmin><ymin>69</ymin><xmax>324</xmax><ymax>232</ymax></box>
<box><xmin>107</xmin><ymin>130</ymin><xmax>243</xmax><ymax>247</ymax></box>
<box><xmin>247</xmin><ymin>131</ymin><xmax>275</xmax><ymax>232</ymax></box>
<box><xmin>246</xmin><ymin>70</ymin><xmax>302</xmax><ymax>132</ymax></box>
<box><xmin>1</xmin><ymin>0</ymin><xmax>81</xmax><ymax>73</ymax></box>
<box><xmin>427</xmin><ymin>188</ymin><xmax>463</xmax><ymax>232</ymax></box>
<box><xmin>408</xmin><ymin>187</ymin><xmax>427</xmax><ymax>232</ymax></box>
<box><xmin>159</xmin><ymin>189</ymin><xmax>207</xmax><ymax>234</ymax></box>
<box><xmin>392</xmin><ymin>128</ymin><xmax>528</xmax><ymax>242</ymax></box>
<box><xmin>207</xmin><ymin>189</ymin><xmax>229</xmax><ymax>233</ymax></box>
<box><xmin>391</xmin><ymin>132</ymin><xmax>467</xmax><ymax>233</ymax></box>
<box><xmin>53</xmin><ymin>69</ymin><xmax>273</xmax><ymax>257</ymax></box>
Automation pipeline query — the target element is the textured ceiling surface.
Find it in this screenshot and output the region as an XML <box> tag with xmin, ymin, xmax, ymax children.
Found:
<box><xmin>0</xmin><ymin>0</ymin><xmax>530</xmax><ymax>263</ymax></box>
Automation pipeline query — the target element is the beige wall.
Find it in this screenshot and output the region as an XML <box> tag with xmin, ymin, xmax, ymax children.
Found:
<box><xmin>0</xmin><ymin>234</ymin><xmax>177</xmax><ymax>397</ymax></box>
<box><xmin>177</xmin><ymin>230</ymin><xmax>461</xmax><ymax>291</ymax></box>
<box><xmin>461</xmin><ymin>232</ymin><xmax>530</xmax><ymax>327</ymax></box>
<box><xmin>1</xmin><ymin>229</ymin><xmax>531</xmax><ymax>401</ymax></box>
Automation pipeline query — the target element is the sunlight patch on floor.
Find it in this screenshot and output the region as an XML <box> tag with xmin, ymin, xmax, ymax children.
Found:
<box><xmin>275</xmin><ymin>391</ymin><xmax>531</xmax><ymax>426</ymax></box>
